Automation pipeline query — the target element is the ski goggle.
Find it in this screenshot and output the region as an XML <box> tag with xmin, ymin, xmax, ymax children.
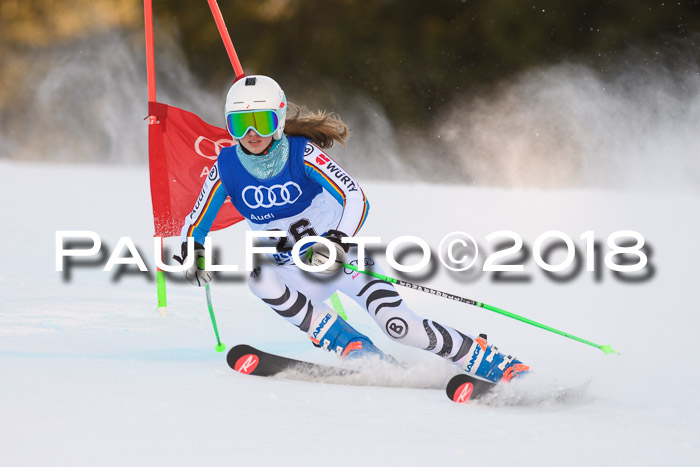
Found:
<box><xmin>226</xmin><ymin>110</ymin><xmax>279</xmax><ymax>139</ymax></box>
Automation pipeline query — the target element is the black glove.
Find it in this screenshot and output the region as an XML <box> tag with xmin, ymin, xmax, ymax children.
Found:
<box><xmin>324</xmin><ymin>229</ymin><xmax>350</xmax><ymax>252</ymax></box>
<box><xmin>174</xmin><ymin>241</ymin><xmax>213</xmax><ymax>287</ymax></box>
<box><xmin>308</xmin><ymin>230</ymin><xmax>348</xmax><ymax>273</ymax></box>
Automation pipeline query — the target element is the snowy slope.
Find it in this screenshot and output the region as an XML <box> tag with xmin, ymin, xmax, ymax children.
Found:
<box><xmin>1</xmin><ymin>160</ymin><xmax>699</xmax><ymax>466</ymax></box>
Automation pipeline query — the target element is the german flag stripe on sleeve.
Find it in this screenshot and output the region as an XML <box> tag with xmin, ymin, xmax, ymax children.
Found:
<box><xmin>354</xmin><ymin>190</ymin><xmax>369</xmax><ymax>235</ymax></box>
<box><xmin>304</xmin><ymin>161</ymin><xmax>347</xmax><ymax>206</ymax></box>
<box><xmin>186</xmin><ymin>179</ymin><xmax>223</xmax><ymax>238</ymax></box>
<box><xmin>303</xmin><ymin>142</ymin><xmax>369</xmax><ymax>236</ymax></box>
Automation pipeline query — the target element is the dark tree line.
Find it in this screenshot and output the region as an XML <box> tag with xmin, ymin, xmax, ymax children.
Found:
<box><xmin>154</xmin><ymin>0</ymin><xmax>700</xmax><ymax>127</ymax></box>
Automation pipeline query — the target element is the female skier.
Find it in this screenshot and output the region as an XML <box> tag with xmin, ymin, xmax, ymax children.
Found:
<box><xmin>177</xmin><ymin>75</ymin><xmax>529</xmax><ymax>383</ymax></box>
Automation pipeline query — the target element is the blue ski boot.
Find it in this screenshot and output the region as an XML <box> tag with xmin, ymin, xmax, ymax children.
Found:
<box><xmin>307</xmin><ymin>310</ymin><xmax>385</xmax><ymax>360</ymax></box>
<box><xmin>458</xmin><ymin>334</ymin><xmax>530</xmax><ymax>383</ymax></box>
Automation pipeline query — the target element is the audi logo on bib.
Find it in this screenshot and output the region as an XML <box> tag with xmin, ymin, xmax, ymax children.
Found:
<box><xmin>242</xmin><ymin>182</ymin><xmax>303</xmax><ymax>209</ymax></box>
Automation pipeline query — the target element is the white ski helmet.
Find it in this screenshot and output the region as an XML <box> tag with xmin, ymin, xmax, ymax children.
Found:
<box><xmin>224</xmin><ymin>75</ymin><xmax>287</xmax><ymax>140</ymax></box>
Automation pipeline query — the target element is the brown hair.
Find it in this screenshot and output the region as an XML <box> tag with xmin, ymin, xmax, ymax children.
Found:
<box><xmin>283</xmin><ymin>103</ymin><xmax>350</xmax><ymax>149</ymax></box>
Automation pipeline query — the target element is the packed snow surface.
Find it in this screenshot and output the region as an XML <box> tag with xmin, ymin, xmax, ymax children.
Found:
<box><xmin>1</xmin><ymin>161</ymin><xmax>698</xmax><ymax>466</ymax></box>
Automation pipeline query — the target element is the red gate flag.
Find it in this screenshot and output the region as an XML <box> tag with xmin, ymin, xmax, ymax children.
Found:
<box><xmin>148</xmin><ymin>102</ymin><xmax>244</xmax><ymax>237</ymax></box>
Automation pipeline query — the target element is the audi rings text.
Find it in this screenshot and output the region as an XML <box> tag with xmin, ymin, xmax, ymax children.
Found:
<box><xmin>242</xmin><ymin>182</ymin><xmax>303</xmax><ymax>209</ymax></box>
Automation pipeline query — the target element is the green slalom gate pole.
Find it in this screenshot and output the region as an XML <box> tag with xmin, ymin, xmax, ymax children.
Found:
<box><xmin>156</xmin><ymin>269</ymin><xmax>167</xmax><ymax>314</ymax></box>
<box><xmin>204</xmin><ymin>283</ymin><xmax>226</xmax><ymax>353</ymax></box>
<box><xmin>342</xmin><ymin>263</ymin><xmax>618</xmax><ymax>355</ymax></box>
<box><xmin>329</xmin><ymin>292</ymin><xmax>348</xmax><ymax>321</ymax></box>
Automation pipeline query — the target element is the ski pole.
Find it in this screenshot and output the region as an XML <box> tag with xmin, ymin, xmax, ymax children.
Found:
<box><xmin>204</xmin><ymin>282</ymin><xmax>226</xmax><ymax>353</ymax></box>
<box><xmin>342</xmin><ymin>263</ymin><xmax>618</xmax><ymax>355</ymax></box>
<box><xmin>329</xmin><ymin>292</ymin><xmax>348</xmax><ymax>321</ymax></box>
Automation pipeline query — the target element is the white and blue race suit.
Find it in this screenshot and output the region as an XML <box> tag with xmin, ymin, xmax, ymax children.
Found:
<box><xmin>179</xmin><ymin>135</ymin><xmax>524</xmax><ymax>375</ymax></box>
<box><xmin>180</xmin><ymin>136</ymin><xmax>368</xmax><ymax>265</ymax></box>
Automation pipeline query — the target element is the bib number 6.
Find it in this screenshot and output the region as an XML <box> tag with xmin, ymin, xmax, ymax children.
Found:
<box><xmin>270</xmin><ymin>219</ymin><xmax>318</xmax><ymax>252</ymax></box>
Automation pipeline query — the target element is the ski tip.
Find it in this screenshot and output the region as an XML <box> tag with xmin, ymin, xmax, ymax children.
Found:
<box><xmin>446</xmin><ymin>374</ymin><xmax>476</xmax><ymax>404</ymax></box>
<box><xmin>231</xmin><ymin>352</ymin><xmax>260</xmax><ymax>374</ymax></box>
<box><xmin>451</xmin><ymin>381</ymin><xmax>475</xmax><ymax>404</ymax></box>
<box><xmin>226</xmin><ymin>345</ymin><xmax>261</xmax><ymax>374</ymax></box>
<box><xmin>446</xmin><ymin>374</ymin><xmax>497</xmax><ymax>404</ymax></box>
